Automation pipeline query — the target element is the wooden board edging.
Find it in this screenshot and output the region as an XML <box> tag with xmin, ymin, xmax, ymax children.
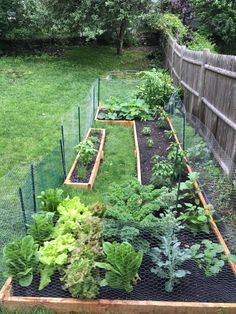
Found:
<box><xmin>167</xmin><ymin>117</ymin><xmax>236</xmax><ymax>276</ymax></box>
<box><xmin>94</xmin><ymin>106</ymin><xmax>134</xmax><ymax>126</ymax></box>
<box><xmin>133</xmin><ymin>121</ymin><xmax>142</xmax><ymax>184</ymax></box>
<box><xmin>1</xmin><ymin>279</ymin><xmax>236</xmax><ymax>314</ymax></box>
<box><xmin>64</xmin><ymin>128</ymin><xmax>105</xmax><ymax>190</ymax></box>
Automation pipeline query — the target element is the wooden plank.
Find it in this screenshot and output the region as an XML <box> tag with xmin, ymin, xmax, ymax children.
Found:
<box><xmin>205</xmin><ymin>64</ymin><xmax>236</xmax><ymax>79</ymax></box>
<box><xmin>2</xmin><ymin>285</ymin><xmax>236</xmax><ymax>314</ymax></box>
<box><xmin>64</xmin><ymin>128</ymin><xmax>106</xmax><ymax>190</ymax></box>
<box><xmin>133</xmin><ymin>121</ymin><xmax>142</xmax><ymax>184</ymax></box>
<box><xmin>182</xmin><ymin>56</ymin><xmax>202</xmax><ymax>66</ymax></box>
<box><xmin>202</xmin><ymin>97</ymin><xmax>236</xmax><ymax>131</ymax></box>
<box><xmin>181</xmin><ymin>80</ymin><xmax>199</xmax><ymax>97</ymax></box>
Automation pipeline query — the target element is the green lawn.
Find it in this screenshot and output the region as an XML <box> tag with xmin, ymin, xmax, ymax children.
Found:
<box><xmin>0</xmin><ymin>46</ymin><xmax>148</xmax><ymax>178</ymax></box>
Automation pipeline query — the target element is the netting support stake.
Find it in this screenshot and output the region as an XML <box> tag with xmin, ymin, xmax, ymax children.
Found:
<box><xmin>93</xmin><ymin>85</ymin><xmax>96</xmax><ymax>119</ymax></box>
<box><xmin>19</xmin><ymin>187</ymin><xmax>27</xmax><ymax>233</ymax></box>
<box><xmin>182</xmin><ymin>113</ymin><xmax>186</xmax><ymax>150</ymax></box>
<box><xmin>31</xmin><ymin>164</ymin><xmax>37</xmax><ymax>213</ymax></box>
<box><xmin>78</xmin><ymin>106</ymin><xmax>81</xmax><ymax>142</ymax></box>
<box><xmin>60</xmin><ymin>139</ymin><xmax>66</xmax><ymax>179</ymax></box>
<box><xmin>97</xmin><ymin>77</ymin><xmax>100</xmax><ymax>107</ymax></box>
<box><xmin>170</xmin><ymin>145</ymin><xmax>180</xmax><ymax>188</ymax></box>
<box><xmin>175</xmin><ymin>173</ymin><xmax>182</xmax><ymax>211</ymax></box>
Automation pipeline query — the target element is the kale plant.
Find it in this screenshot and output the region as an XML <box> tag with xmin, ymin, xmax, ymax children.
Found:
<box><xmin>150</xmin><ymin>236</ymin><xmax>191</xmax><ymax>292</ymax></box>
<box><xmin>96</xmin><ymin>242</ymin><xmax>143</xmax><ymax>293</ymax></box>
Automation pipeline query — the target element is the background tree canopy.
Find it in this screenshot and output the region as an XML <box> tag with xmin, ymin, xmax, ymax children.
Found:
<box><xmin>0</xmin><ymin>0</ymin><xmax>236</xmax><ymax>55</ymax></box>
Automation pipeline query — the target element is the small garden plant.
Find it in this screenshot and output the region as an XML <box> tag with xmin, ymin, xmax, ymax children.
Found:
<box><xmin>142</xmin><ymin>126</ymin><xmax>151</xmax><ymax>136</ymax></box>
<box><xmin>147</xmin><ymin>138</ymin><xmax>154</xmax><ymax>148</ymax></box>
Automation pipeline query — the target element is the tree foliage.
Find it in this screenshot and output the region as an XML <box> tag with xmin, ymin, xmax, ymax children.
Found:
<box><xmin>40</xmin><ymin>0</ymin><xmax>152</xmax><ymax>54</ymax></box>
<box><xmin>191</xmin><ymin>0</ymin><xmax>236</xmax><ymax>54</ymax></box>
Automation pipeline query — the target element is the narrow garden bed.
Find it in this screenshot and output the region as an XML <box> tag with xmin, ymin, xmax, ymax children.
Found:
<box><xmin>64</xmin><ymin>128</ymin><xmax>106</xmax><ymax>189</ymax></box>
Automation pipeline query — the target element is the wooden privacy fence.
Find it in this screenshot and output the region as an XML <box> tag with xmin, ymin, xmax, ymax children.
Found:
<box><xmin>164</xmin><ymin>36</ymin><xmax>236</xmax><ymax>174</ymax></box>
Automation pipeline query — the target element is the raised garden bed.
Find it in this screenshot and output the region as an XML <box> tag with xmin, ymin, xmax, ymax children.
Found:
<box><xmin>1</xmin><ymin>117</ymin><xmax>236</xmax><ymax>314</ymax></box>
<box><xmin>95</xmin><ymin>106</ymin><xmax>134</xmax><ymax>126</ymax></box>
<box><xmin>64</xmin><ymin>128</ymin><xmax>105</xmax><ymax>189</ymax></box>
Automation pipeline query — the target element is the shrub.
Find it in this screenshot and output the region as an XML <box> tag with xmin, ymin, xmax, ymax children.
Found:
<box><xmin>137</xmin><ymin>69</ymin><xmax>175</xmax><ymax>112</ymax></box>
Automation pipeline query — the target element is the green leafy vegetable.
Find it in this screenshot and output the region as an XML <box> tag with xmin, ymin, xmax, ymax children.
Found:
<box><xmin>39</xmin><ymin>234</ymin><xmax>76</xmax><ymax>290</ymax></box>
<box><xmin>191</xmin><ymin>240</ymin><xmax>227</xmax><ymax>277</ymax></box>
<box><xmin>37</xmin><ymin>188</ymin><xmax>64</xmax><ymax>217</ymax></box>
<box><xmin>27</xmin><ymin>212</ymin><xmax>54</xmax><ymax>246</ymax></box>
<box><xmin>3</xmin><ymin>235</ymin><xmax>38</xmax><ymax>287</ymax></box>
<box><xmin>54</xmin><ymin>197</ymin><xmax>91</xmax><ymax>236</ymax></box>
<box><xmin>150</xmin><ymin>236</ymin><xmax>191</xmax><ymax>292</ymax></box>
<box><xmin>96</xmin><ymin>242</ymin><xmax>143</xmax><ymax>293</ymax></box>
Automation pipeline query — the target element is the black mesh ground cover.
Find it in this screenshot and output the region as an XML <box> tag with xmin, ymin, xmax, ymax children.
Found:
<box><xmin>12</xmin><ymin>226</ymin><xmax>236</xmax><ymax>303</ymax></box>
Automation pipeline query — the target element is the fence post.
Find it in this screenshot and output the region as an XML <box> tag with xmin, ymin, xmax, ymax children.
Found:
<box><xmin>19</xmin><ymin>187</ymin><xmax>27</xmax><ymax>233</ymax></box>
<box><xmin>197</xmin><ymin>48</ymin><xmax>209</xmax><ymax>121</ymax></box>
<box><xmin>30</xmin><ymin>164</ymin><xmax>37</xmax><ymax>213</ymax></box>
<box><xmin>171</xmin><ymin>39</ymin><xmax>177</xmax><ymax>77</ymax></box>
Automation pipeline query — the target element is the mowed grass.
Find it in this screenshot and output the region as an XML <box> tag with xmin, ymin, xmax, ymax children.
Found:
<box><xmin>0</xmin><ymin>46</ymin><xmax>148</xmax><ymax>178</ymax></box>
<box><xmin>65</xmin><ymin>123</ymin><xmax>137</xmax><ymax>204</ymax></box>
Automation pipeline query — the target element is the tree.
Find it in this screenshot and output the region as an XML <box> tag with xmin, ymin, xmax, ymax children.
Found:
<box><xmin>41</xmin><ymin>0</ymin><xmax>153</xmax><ymax>54</ymax></box>
<box><xmin>191</xmin><ymin>0</ymin><xmax>236</xmax><ymax>54</ymax></box>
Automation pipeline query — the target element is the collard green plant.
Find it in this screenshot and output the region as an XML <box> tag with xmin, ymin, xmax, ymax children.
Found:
<box><xmin>150</xmin><ymin>236</ymin><xmax>191</xmax><ymax>292</ymax></box>
<box><xmin>180</xmin><ymin>203</ymin><xmax>213</xmax><ymax>235</ymax></box>
<box><xmin>74</xmin><ymin>137</ymin><xmax>97</xmax><ymax>167</ymax></box>
<box><xmin>37</xmin><ymin>188</ymin><xmax>64</xmax><ymax>215</ymax></box>
<box><xmin>27</xmin><ymin>212</ymin><xmax>54</xmax><ymax>246</ymax></box>
<box><xmin>191</xmin><ymin>240</ymin><xmax>226</xmax><ymax>277</ymax></box>
<box><xmin>96</xmin><ymin>242</ymin><xmax>143</xmax><ymax>293</ymax></box>
<box><xmin>3</xmin><ymin>235</ymin><xmax>38</xmax><ymax>287</ymax></box>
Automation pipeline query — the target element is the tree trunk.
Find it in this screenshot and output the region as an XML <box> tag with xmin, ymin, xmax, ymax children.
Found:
<box><xmin>116</xmin><ymin>20</ymin><xmax>127</xmax><ymax>55</ymax></box>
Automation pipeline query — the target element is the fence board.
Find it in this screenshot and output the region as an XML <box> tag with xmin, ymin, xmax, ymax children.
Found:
<box><xmin>164</xmin><ymin>36</ymin><xmax>236</xmax><ymax>174</ymax></box>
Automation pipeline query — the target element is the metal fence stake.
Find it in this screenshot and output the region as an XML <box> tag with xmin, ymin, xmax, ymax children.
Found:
<box><xmin>78</xmin><ymin>106</ymin><xmax>81</xmax><ymax>142</ymax></box>
<box><xmin>60</xmin><ymin>139</ymin><xmax>66</xmax><ymax>179</ymax></box>
<box><xmin>31</xmin><ymin>164</ymin><xmax>37</xmax><ymax>213</ymax></box>
<box><xmin>98</xmin><ymin>77</ymin><xmax>100</xmax><ymax>107</ymax></box>
<box><xmin>19</xmin><ymin>188</ymin><xmax>27</xmax><ymax>233</ymax></box>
